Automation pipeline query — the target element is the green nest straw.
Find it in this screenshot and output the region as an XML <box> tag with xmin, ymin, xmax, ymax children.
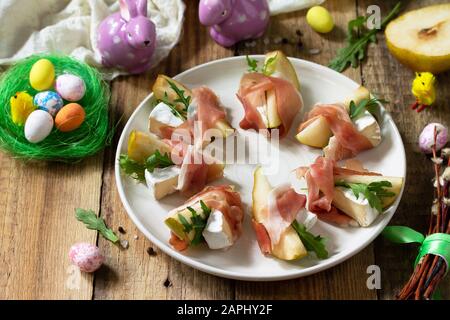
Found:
<box><xmin>0</xmin><ymin>54</ymin><xmax>111</xmax><ymax>161</ymax></box>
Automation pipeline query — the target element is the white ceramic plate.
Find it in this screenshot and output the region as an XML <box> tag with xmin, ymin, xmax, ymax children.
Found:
<box><xmin>115</xmin><ymin>56</ymin><xmax>406</xmax><ymax>281</ymax></box>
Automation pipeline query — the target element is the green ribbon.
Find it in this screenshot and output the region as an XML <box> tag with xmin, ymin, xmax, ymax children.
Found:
<box><xmin>382</xmin><ymin>226</ymin><xmax>450</xmax><ymax>272</ymax></box>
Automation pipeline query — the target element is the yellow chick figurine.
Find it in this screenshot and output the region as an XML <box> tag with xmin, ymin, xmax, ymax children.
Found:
<box><xmin>410</xmin><ymin>72</ymin><xmax>436</xmax><ymax>112</ymax></box>
<box><xmin>10</xmin><ymin>91</ymin><xmax>36</xmax><ymax>125</ymax></box>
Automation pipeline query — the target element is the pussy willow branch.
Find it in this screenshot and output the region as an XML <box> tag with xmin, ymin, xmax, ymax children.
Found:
<box><xmin>397</xmin><ymin>128</ymin><xmax>449</xmax><ymax>300</ymax></box>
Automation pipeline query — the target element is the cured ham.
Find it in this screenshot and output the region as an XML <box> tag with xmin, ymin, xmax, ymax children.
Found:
<box><xmin>237</xmin><ymin>73</ymin><xmax>302</xmax><ymax>138</ymax></box>
<box><xmin>298</xmin><ymin>104</ymin><xmax>373</xmax><ymax>161</ymax></box>
<box><xmin>167</xmin><ymin>185</ymin><xmax>245</xmax><ymax>251</ymax></box>
<box><xmin>253</xmin><ymin>181</ymin><xmax>307</xmax><ymax>254</ymax></box>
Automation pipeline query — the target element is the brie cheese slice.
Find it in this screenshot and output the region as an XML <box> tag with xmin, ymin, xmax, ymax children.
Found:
<box><xmin>148</xmin><ymin>102</ymin><xmax>184</xmax><ymax>137</ymax></box>
<box><xmin>145</xmin><ymin>166</ymin><xmax>180</xmax><ymax>200</ymax></box>
<box><xmin>202</xmin><ymin>210</ymin><xmax>234</xmax><ymax>249</ymax></box>
<box><xmin>353</xmin><ymin>111</ymin><xmax>381</xmax><ymax>147</ymax></box>
<box><xmin>333</xmin><ymin>187</ymin><xmax>379</xmax><ymax>227</ymax></box>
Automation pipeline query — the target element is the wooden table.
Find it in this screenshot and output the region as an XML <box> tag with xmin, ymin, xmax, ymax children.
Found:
<box><xmin>1</xmin><ymin>0</ymin><xmax>449</xmax><ymax>300</ymax></box>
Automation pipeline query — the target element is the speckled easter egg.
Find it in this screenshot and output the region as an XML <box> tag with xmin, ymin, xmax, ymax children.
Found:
<box><xmin>29</xmin><ymin>59</ymin><xmax>55</xmax><ymax>91</ymax></box>
<box><xmin>55</xmin><ymin>74</ymin><xmax>86</xmax><ymax>102</ymax></box>
<box><xmin>33</xmin><ymin>91</ymin><xmax>64</xmax><ymax>117</ymax></box>
<box><xmin>55</xmin><ymin>103</ymin><xmax>85</xmax><ymax>132</ymax></box>
<box><xmin>69</xmin><ymin>242</ymin><xmax>104</xmax><ymax>273</ymax></box>
<box><xmin>24</xmin><ymin>110</ymin><xmax>54</xmax><ymax>143</ymax></box>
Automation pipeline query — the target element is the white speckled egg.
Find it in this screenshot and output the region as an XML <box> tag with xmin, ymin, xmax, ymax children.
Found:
<box><xmin>34</xmin><ymin>91</ymin><xmax>64</xmax><ymax>117</ymax></box>
<box><xmin>24</xmin><ymin>110</ymin><xmax>54</xmax><ymax>143</ymax></box>
<box><xmin>55</xmin><ymin>74</ymin><xmax>86</xmax><ymax>102</ymax></box>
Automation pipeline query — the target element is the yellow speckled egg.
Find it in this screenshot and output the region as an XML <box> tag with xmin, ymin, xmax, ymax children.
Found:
<box><xmin>55</xmin><ymin>103</ymin><xmax>85</xmax><ymax>132</ymax></box>
<box><xmin>29</xmin><ymin>59</ymin><xmax>55</xmax><ymax>91</ymax></box>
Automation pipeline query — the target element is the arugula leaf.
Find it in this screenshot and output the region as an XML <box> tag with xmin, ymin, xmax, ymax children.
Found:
<box><xmin>157</xmin><ymin>92</ymin><xmax>187</xmax><ymax>120</ymax></box>
<box><xmin>182</xmin><ymin>202</ymin><xmax>212</xmax><ymax>246</ymax></box>
<box><xmin>119</xmin><ymin>151</ymin><xmax>174</xmax><ymax>182</ymax></box>
<box><xmin>246</xmin><ymin>55</ymin><xmax>259</xmax><ymax>72</ymax></box>
<box><xmin>262</xmin><ymin>53</ymin><xmax>278</xmax><ymax>76</ymax></box>
<box><xmin>200</xmin><ymin>200</ymin><xmax>211</xmax><ymax>215</ymax></box>
<box><xmin>119</xmin><ymin>154</ymin><xmax>146</xmax><ymax>182</ymax></box>
<box><xmin>178</xmin><ymin>214</ymin><xmax>192</xmax><ymax>233</ymax></box>
<box><xmin>167</xmin><ymin>79</ymin><xmax>191</xmax><ymax>112</ymax></box>
<box><xmin>349</xmin><ymin>97</ymin><xmax>387</xmax><ymax>120</ymax></box>
<box><xmin>292</xmin><ymin>221</ymin><xmax>328</xmax><ymax>259</ymax></box>
<box><xmin>335</xmin><ymin>180</ymin><xmax>396</xmax><ymax>213</ymax></box>
<box><xmin>75</xmin><ymin>208</ymin><xmax>119</xmax><ymax>243</ymax></box>
<box><xmin>145</xmin><ymin>150</ymin><xmax>174</xmax><ymax>173</ymax></box>
<box><xmin>329</xmin><ymin>2</ymin><xmax>401</xmax><ymax>72</ymax></box>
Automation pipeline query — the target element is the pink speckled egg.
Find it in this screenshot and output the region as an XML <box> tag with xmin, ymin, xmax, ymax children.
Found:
<box><xmin>69</xmin><ymin>242</ymin><xmax>104</xmax><ymax>273</ymax></box>
<box><xmin>419</xmin><ymin>123</ymin><xmax>448</xmax><ymax>154</ymax></box>
<box><xmin>55</xmin><ymin>74</ymin><xmax>86</xmax><ymax>102</ymax></box>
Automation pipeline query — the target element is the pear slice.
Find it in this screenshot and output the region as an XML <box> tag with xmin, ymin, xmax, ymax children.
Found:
<box><xmin>152</xmin><ymin>75</ymin><xmax>192</xmax><ymax>110</ymax></box>
<box><xmin>266</xmin><ymin>89</ymin><xmax>282</xmax><ymax>129</ymax></box>
<box><xmin>385</xmin><ymin>4</ymin><xmax>450</xmax><ymax>74</ymax></box>
<box><xmin>165</xmin><ymin>203</ymin><xmax>208</xmax><ymax>241</ymax></box>
<box><xmin>295</xmin><ymin>116</ymin><xmax>332</xmax><ymax>148</ymax></box>
<box><xmin>127</xmin><ymin>130</ymin><xmax>172</xmax><ymax>163</ymax></box>
<box><xmin>252</xmin><ymin>167</ymin><xmax>307</xmax><ymax>261</ymax></box>
<box><xmin>264</xmin><ymin>51</ymin><xmax>301</xmax><ymax>91</ymax></box>
<box><xmin>333</xmin><ymin>174</ymin><xmax>403</xmax><ymax>208</ymax></box>
<box><xmin>343</xmin><ymin>86</ymin><xmax>370</xmax><ymax>112</ymax></box>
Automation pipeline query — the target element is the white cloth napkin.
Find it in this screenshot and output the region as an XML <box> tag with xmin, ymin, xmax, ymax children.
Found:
<box><xmin>0</xmin><ymin>0</ymin><xmax>185</xmax><ymax>80</ymax></box>
<box><xmin>268</xmin><ymin>0</ymin><xmax>325</xmax><ymax>15</ymax></box>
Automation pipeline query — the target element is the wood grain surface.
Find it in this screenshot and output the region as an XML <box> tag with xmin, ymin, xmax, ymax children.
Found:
<box><xmin>0</xmin><ymin>0</ymin><xmax>448</xmax><ymax>300</ymax></box>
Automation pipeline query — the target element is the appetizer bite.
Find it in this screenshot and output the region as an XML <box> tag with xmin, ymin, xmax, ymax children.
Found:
<box><xmin>165</xmin><ymin>185</ymin><xmax>244</xmax><ymax>251</ymax></box>
<box><xmin>296</xmin><ymin>86</ymin><xmax>383</xmax><ymax>160</ymax></box>
<box><xmin>120</xmin><ymin>130</ymin><xmax>224</xmax><ymax>199</ymax></box>
<box><xmin>251</xmin><ymin>167</ymin><xmax>327</xmax><ymax>261</ymax></box>
<box><xmin>237</xmin><ymin>51</ymin><xmax>303</xmax><ymax>138</ymax></box>
<box><xmin>151</xmin><ymin>74</ymin><xmax>234</xmax><ymax>146</ymax></box>
<box><xmin>296</xmin><ymin>157</ymin><xmax>403</xmax><ymax>227</ymax></box>
<box><xmin>120</xmin><ymin>75</ymin><xmax>236</xmax><ymax>199</ymax></box>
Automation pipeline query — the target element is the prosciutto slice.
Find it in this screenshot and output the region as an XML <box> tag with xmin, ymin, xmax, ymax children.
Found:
<box><xmin>253</xmin><ymin>185</ymin><xmax>307</xmax><ymax>254</ymax></box>
<box><xmin>169</xmin><ymin>185</ymin><xmax>245</xmax><ymax>251</ymax></box>
<box><xmin>298</xmin><ymin>103</ymin><xmax>373</xmax><ymax>161</ymax></box>
<box><xmin>296</xmin><ymin>156</ymin><xmax>381</xmax><ymax>226</ymax></box>
<box><xmin>237</xmin><ymin>73</ymin><xmax>302</xmax><ymax>138</ymax></box>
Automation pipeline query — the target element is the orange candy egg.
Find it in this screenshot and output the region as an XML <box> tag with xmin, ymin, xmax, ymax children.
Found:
<box><xmin>55</xmin><ymin>103</ymin><xmax>85</xmax><ymax>132</ymax></box>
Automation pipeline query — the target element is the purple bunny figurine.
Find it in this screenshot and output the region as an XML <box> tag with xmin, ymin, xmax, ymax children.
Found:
<box><xmin>199</xmin><ymin>0</ymin><xmax>270</xmax><ymax>47</ymax></box>
<box><xmin>97</xmin><ymin>0</ymin><xmax>156</xmax><ymax>74</ymax></box>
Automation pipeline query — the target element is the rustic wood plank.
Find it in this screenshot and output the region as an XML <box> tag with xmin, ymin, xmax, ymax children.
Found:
<box><xmin>0</xmin><ymin>154</ymin><xmax>103</xmax><ymax>299</ymax></box>
<box><xmin>93</xmin><ymin>2</ymin><xmax>235</xmax><ymax>300</ymax></box>
<box><xmin>358</xmin><ymin>0</ymin><xmax>450</xmax><ymax>299</ymax></box>
<box><xmin>234</xmin><ymin>0</ymin><xmax>377</xmax><ymax>300</ymax></box>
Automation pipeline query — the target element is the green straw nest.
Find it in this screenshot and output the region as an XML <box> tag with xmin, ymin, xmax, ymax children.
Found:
<box><xmin>0</xmin><ymin>54</ymin><xmax>111</xmax><ymax>161</ymax></box>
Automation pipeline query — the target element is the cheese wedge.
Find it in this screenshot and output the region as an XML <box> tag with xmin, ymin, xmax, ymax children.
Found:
<box><xmin>202</xmin><ymin>210</ymin><xmax>234</xmax><ymax>249</ymax></box>
<box><xmin>332</xmin><ymin>175</ymin><xmax>404</xmax><ymax>227</ymax></box>
<box><xmin>148</xmin><ymin>102</ymin><xmax>184</xmax><ymax>137</ymax></box>
<box><xmin>145</xmin><ymin>166</ymin><xmax>180</xmax><ymax>200</ymax></box>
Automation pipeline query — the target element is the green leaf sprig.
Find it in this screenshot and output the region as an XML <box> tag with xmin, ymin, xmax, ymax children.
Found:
<box><xmin>292</xmin><ymin>221</ymin><xmax>328</xmax><ymax>259</ymax></box>
<box><xmin>329</xmin><ymin>2</ymin><xmax>401</xmax><ymax>72</ymax></box>
<box><xmin>246</xmin><ymin>55</ymin><xmax>259</xmax><ymax>73</ymax></box>
<box><xmin>178</xmin><ymin>200</ymin><xmax>211</xmax><ymax>246</ymax></box>
<box><xmin>155</xmin><ymin>79</ymin><xmax>192</xmax><ymax>120</ymax></box>
<box><xmin>245</xmin><ymin>54</ymin><xmax>278</xmax><ymax>76</ymax></box>
<box><xmin>119</xmin><ymin>151</ymin><xmax>174</xmax><ymax>183</ymax></box>
<box><xmin>75</xmin><ymin>208</ymin><xmax>119</xmax><ymax>243</ymax></box>
<box><xmin>335</xmin><ymin>180</ymin><xmax>396</xmax><ymax>213</ymax></box>
<box><xmin>349</xmin><ymin>97</ymin><xmax>387</xmax><ymax>120</ymax></box>
<box><xmin>157</xmin><ymin>92</ymin><xmax>187</xmax><ymax>120</ymax></box>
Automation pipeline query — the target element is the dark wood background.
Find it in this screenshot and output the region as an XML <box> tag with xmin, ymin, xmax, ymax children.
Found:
<box><xmin>1</xmin><ymin>0</ymin><xmax>449</xmax><ymax>299</ymax></box>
